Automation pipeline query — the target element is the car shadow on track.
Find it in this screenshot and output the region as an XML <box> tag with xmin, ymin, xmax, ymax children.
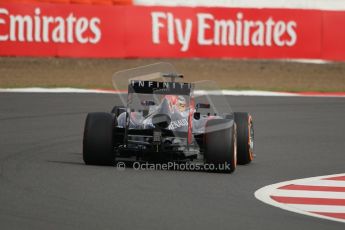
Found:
<box><xmin>47</xmin><ymin>159</ymin><xmax>237</xmax><ymax>174</ymax></box>
<box><xmin>47</xmin><ymin>160</ymin><xmax>85</xmax><ymax>166</ymax></box>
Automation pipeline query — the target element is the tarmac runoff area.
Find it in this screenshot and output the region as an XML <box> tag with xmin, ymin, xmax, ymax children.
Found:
<box><xmin>0</xmin><ymin>91</ymin><xmax>344</xmax><ymax>229</ymax></box>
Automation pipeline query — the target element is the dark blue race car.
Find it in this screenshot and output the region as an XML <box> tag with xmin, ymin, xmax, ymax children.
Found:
<box><xmin>83</xmin><ymin>63</ymin><xmax>254</xmax><ymax>173</ymax></box>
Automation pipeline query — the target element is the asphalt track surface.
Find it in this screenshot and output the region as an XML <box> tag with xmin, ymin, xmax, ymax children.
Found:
<box><xmin>0</xmin><ymin>93</ymin><xmax>344</xmax><ymax>230</ymax></box>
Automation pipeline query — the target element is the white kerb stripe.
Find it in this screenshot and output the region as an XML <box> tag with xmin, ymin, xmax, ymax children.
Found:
<box><xmin>270</xmin><ymin>190</ymin><xmax>345</xmax><ymax>199</ymax></box>
<box><xmin>293</xmin><ymin>180</ymin><xmax>345</xmax><ymax>187</ymax></box>
<box><xmin>286</xmin><ymin>204</ymin><xmax>345</xmax><ymax>213</ymax></box>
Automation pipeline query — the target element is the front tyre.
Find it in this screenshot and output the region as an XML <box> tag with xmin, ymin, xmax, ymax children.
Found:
<box><xmin>204</xmin><ymin>119</ymin><xmax>237</xmax><ymax>173</ymax></box>
<box><xmin>234</xmin><ymin>112</ymin><xmax>254</xmax><ymax>165</ymax></box>
<box><xmin>83</xmin><ymin>112</ymin><xmax>116</xmax><ymax>165</ymax></box>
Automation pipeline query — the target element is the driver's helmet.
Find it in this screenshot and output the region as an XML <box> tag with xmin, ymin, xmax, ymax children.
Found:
<box><xmin>177</xmin><ymin>96</ymin><xmax>186</xmax><ymax>112</ymax></box>
<box><xmin>164</xmin><ymin>95</ymin><xmax>177</xmax><ymax>111</ymax></box>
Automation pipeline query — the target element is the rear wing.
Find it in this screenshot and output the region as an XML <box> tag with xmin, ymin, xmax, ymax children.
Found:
<box><xmin>129</xmin><ymin>80</ymin><xmax>193</xmax><ymax>96</ymax></box>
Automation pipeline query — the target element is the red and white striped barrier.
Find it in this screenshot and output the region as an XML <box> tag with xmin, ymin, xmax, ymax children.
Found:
<box><xmin>255</xmin><ymin>173</ymin><xmax>345</xmax><ymax>223</ymax></box>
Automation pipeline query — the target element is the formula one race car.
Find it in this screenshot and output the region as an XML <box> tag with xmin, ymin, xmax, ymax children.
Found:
<box><xmin>83</xmin><ymin>63</ymin><xmax>254</xmax><ymax>173</ymax></box>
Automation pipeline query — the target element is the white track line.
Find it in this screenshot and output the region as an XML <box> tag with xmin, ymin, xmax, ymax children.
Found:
<box><xmin>0</xmin><ymin>88</ymin><xmax>109</xmax><ymax>94</ymax></box>
<box><xmin>1</xmin><ymin>88</ymin><xmax>345</xmax><ymax>98</ymax></box>
<box><xmin>285</xmin><ymin>59</ymin><xmax>331</xmax><ymax>64</ymax></box>
<box><xmin>0</xmin><ymin>88</ymin><xmax>293</xmax><ymax>96</ymax></box>
<box><xmin>194</xmin><ymin>90</ymin><xmax>296</xmax><ymax>96</ymax></box>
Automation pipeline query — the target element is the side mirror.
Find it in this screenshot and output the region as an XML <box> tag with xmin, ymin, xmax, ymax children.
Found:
<box><xmin>141</xmin><ymin>100</ymin><xmax>155</xmax><ymax>106</ymax></box>
<box><xmin>196</xmin><ymin>103</ymin><xmax>210</xmax><ymax>111</ymax></box>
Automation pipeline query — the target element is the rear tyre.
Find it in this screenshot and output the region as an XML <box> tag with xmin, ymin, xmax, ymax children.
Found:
<box><xmin>234</xmin><ymin>112</ymin><xmax>254</xmax><ymax>165</ymax></box>
<box><xmin>204</xmin><ymin>119</ymin><xmax>237</xmax><ymax>173</ymax></box>
<box><xmin>83</xmin><ymin>112</ymin><xmax>116</xmax><ymax>165</ymax></box>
